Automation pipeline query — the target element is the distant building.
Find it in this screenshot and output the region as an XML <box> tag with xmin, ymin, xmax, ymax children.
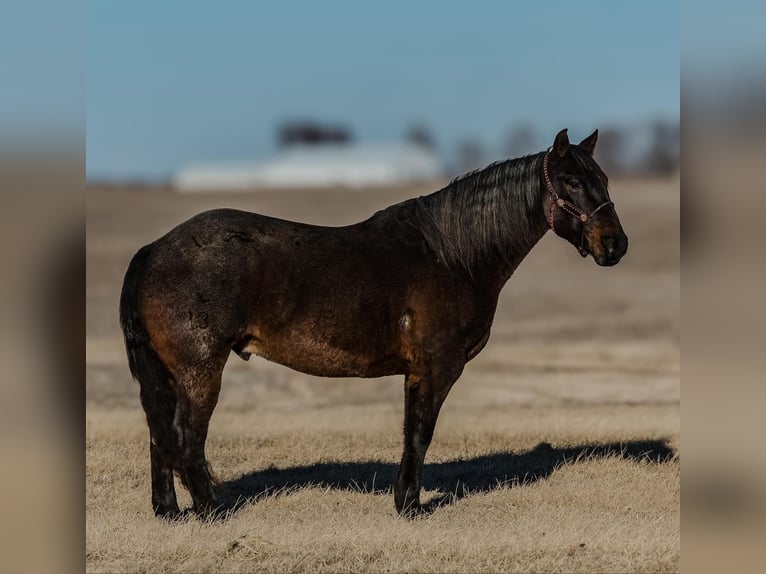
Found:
<box><xmin>173</xmin><ymin>143</ymin><xmax>444</xmax><ymax>191</ymax></box>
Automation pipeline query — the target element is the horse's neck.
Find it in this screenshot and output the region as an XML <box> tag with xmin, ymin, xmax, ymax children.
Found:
<box><xmin>474</xmin><ymin>211</ymin><xmax>549</xmax><ymax>291</ymax></box>
<box><xmin>423</xmin><ymin>157</ymin><xmax>549</xmax><ymax>286</ymax></box>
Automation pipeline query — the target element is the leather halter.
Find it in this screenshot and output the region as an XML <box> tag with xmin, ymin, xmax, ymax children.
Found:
<box><xmin>542</xmin><ymin>152</ymin><xmax>613</xmax><ymax>230</ymax></box>
<box><xmin>542</xmin><ymin>151</ymin><xmax>613</xmax><ymax>256</ymax></box>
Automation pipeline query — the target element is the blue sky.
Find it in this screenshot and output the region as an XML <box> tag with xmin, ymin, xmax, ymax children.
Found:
<box><xmin>87</xmin><ymin>1</ymin><xmax>679</xmax><ymax>181</ymax></box>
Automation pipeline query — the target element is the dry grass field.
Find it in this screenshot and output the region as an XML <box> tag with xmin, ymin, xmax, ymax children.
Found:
<box><xmin>86</xmin><ymin>178</ymin><xmax>679</xmax><ymax>573</ymax></box>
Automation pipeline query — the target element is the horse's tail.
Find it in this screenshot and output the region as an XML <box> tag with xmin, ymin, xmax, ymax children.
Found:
<box><xmin>119</xmin><ymin>244</ymin><xmax>178</xmax><ymax>459</ymax></box>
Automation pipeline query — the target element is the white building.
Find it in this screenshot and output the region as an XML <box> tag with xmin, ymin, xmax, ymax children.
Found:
<box><xmin>172</xmin><ymin>143</ymin><xmax>444</xmax><ymax>191</ymax></box>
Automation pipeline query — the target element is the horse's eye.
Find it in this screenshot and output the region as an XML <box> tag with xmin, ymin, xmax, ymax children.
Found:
<box><xmin>569</xmin><ymin>179</ymin><xmax>582</xmax><ymax>191</ymax></box>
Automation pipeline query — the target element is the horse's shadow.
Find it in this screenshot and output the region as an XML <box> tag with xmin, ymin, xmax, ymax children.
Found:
<box><xmin>215</xmin><ymin>439</ymin><xmax>675</xmax><ymax>517</ymax></box>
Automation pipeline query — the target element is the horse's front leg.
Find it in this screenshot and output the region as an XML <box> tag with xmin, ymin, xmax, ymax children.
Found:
<box><xmin>394</xmin><ymin>365</ymin><xmax>462</xmax><ymax>517</ymax></box>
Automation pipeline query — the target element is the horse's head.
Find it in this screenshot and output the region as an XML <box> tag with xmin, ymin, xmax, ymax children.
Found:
<box><xmin>543</xmin><ymin>129</ymin><xmax>628</xmax><ymax>266</ymax></box>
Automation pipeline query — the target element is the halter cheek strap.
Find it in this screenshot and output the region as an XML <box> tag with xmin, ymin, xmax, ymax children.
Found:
<box><xmin>542</xmin><ymin>152</ymin><xmax>613</xmax><ymax>232</ymax></box>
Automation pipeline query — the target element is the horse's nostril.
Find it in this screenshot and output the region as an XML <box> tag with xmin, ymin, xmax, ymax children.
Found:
<box><xmin>601</xmin><ymin>235</ymin><xmax>616</xmax><ymax>252</ymax></box>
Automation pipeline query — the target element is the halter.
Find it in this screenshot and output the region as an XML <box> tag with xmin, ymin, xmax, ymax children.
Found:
<box><xmin>542</xmin><ymin>151</ymin><xmax>613</xmax><ymax>256</ymax></box>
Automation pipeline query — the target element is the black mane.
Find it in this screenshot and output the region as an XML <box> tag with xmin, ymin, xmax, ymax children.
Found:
<box><xmin>378</xmin><ymin>152</ymin><xmax>549</xmax><ymax>275</ymax></box>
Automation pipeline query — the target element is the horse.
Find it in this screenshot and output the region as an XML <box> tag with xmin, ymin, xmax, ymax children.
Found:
<box><xmin>119</xmin><ymin>129</ymin><xmax>628</xmax><ymax>519</ymax></box>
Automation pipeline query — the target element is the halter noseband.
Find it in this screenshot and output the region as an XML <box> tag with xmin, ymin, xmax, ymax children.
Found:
<box><xmin>542</xmin><ymin>151</ymin><xmax>613</xmax><ymax>256</ymax></box>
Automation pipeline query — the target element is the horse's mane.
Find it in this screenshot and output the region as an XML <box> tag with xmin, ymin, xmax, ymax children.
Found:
<box><xmin>376</xmin><ymin>151</ymin><xmax>551</xmax><ymax>275</ymax></box>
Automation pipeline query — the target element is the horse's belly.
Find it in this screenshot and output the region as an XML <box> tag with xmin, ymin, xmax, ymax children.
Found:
<box><xmin>239</xmin><ymin>333</ymin><xmax>404</xmax><ymax>378</ymax></box>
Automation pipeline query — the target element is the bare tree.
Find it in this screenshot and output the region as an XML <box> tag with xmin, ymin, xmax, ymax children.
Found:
<box><xmin>455</xmin><ymin>138</ymin><xmax>485</xmax><ymax>175</ymax></box>
<box><xmin>405</xmin><ymin>123</ymin><xmax>436</xmax><ymax>150</ymax></box>
<box><xmin>504</xmin><ymin>124</ymin><xmax>537</xmax><ymax>158</ymax></box>
<box><xmin>643</xmin><ymin>120</ymin><xmax>680</xmax><ymax>175</ymax></box>
<box><xmin>595</xmin><ymin>126</ymin><xmax>628</xmax><ymax>174</ymax></box>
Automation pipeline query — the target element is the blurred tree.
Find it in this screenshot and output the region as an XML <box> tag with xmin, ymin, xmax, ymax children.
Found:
<box><xmin>643</xmin><ymin>120</ymin><xmax>680</xmax><ymax>175</ymax></box>
<box><xmin>455</xmin><ymin>138</ymin><xmax>485</xmax><ymax>174</ymax></box>
<box><xmin>405</xmin><ymin>123</ymin><xmax>436</xmax><ymax>150</ymax></box>
<box><xmin>728</xmin><ymin>77</ymin><xmax>766</xmax><ymax>133</ymax></box>
<box><xmin>594</xmin><ymin>126</ymin><xmax>628</xmax><ymax>174</ymax></box>
<box><xmin>504</xmin><ymin>124</ymin><xmax>537</xmax><ymax>158</ymax></box>
<box><xmin>277</xmin><ymin>121</ymin><xmax>352</xmax><ymax>147</ymax></box>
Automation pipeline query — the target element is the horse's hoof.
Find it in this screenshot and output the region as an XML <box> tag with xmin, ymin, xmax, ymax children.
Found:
<box><xmin>397</xmin><ymin>502</ymin><xmax>422</xmax><ymax>519</ymax></box>
<box><xmin>194</xmin><ymin>500</ymin><xmax>222</xmax><ymax>521</ymax></box>
<box><xmin>394</xmin><ymin>492</ymin><xmax>422</xmax><ymax>518</ymax></box>
<box><xmin>154</xmin><ymin>504</ymin><xmax>182</xmax><ymax>521</ymax></box>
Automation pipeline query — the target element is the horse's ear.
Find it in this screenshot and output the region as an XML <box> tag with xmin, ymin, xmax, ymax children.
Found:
<box><xmin>579</xmin><ymin>129</ymin><xmax>598</xmax><ymax>156</ymax></box>
<box><xmin>553</xmin><ymin>129</ymin><xmax>570</xmax><ymax>158</ymax></box>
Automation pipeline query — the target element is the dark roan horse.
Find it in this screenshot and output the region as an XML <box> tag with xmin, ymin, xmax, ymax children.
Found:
<box><xmin>120</xmin><ymin>129</ymin><xmax>628</xmax><ymax>519</ymax></box>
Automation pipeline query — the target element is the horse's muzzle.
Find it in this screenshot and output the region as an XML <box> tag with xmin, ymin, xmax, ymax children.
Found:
<box><xmin>594</xmin><ymin>232</ymin><xmax>628</xmax><ymax>266</ymax></box>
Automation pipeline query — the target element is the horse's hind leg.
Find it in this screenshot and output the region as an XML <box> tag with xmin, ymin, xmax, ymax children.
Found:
<box><xmin>172</xmin><ymin>361</ymin><xmax>225</xmax><ymax>517</ymax></box>
<box><xmin>150</xmin><ymin>439</ymin><xmax>179</xmax><ymax>518</ymax></box>
<box><xmin>138</xmin><ymin>373</ymin><xmax>182</xmax><ymax>518</ymax></box>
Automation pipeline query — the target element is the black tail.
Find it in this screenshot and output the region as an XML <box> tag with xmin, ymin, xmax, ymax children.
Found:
<box><xmin>119</xmin><ymin>244</ymin><xmax>178</xmax><ymax>458</ymax></box>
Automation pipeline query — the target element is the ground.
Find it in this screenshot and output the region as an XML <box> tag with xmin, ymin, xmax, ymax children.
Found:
<box><xmin>86</xmin><ymin>178</ymin><xmax>679</xmax><ymax>573</ymax></box>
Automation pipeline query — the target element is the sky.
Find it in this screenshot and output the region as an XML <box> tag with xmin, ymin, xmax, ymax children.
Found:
<box><xmin>86</xmin><ymin>1</ymin><xmax>680</xmax><ymax>181</ymax></box>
